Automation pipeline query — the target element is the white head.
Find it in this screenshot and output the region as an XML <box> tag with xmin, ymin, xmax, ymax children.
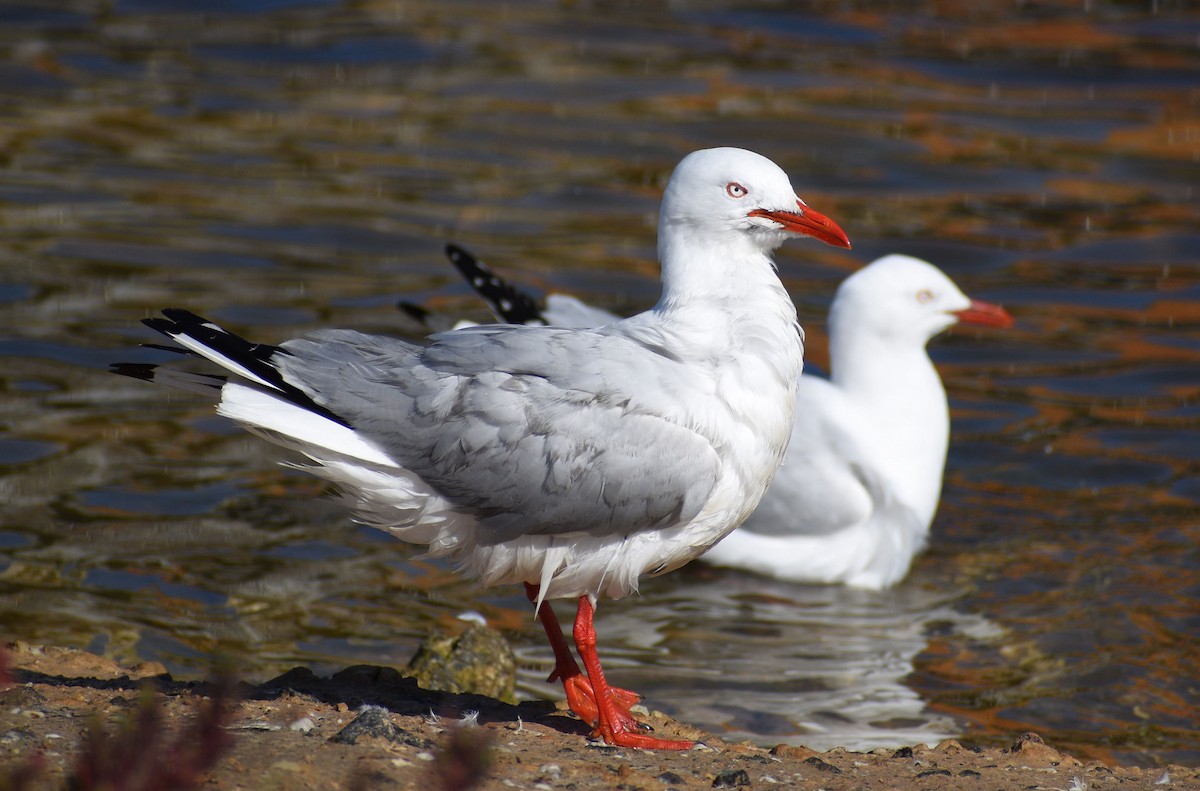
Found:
<box><xmin>657</xmin><ymin>147</ymin><xmax>850</xmax><ymax>263</ymax></box>
<box><xmin>830</xmin><ymin>254</ymin><xmax>1012</xmax><ymax>349</ymax></box>
<box><xmin>826</xmin><ymin>255</ymin><xmax>1012</xmax><ymax>526</ymax></box>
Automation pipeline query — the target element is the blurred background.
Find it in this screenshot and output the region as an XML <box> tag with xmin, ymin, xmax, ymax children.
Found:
<box><xmin>1</xmin><ymin>0</ymin><xmax>1197</xmax><ymax>768</ymax></box>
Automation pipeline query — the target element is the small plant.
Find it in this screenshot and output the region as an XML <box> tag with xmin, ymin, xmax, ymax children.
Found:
<box><xmin>0</xmin><ymin>643</ymin><xmax>12</xmax><ymax>690</ymax></box>
<box><xmin>432</xmin><ymin>725</ymin><xmax>493</xmax><ymax>791</ymax></box>
<box><xmin>69</xmin><ymin>679</ymin><xmax>235</xmax><ymax>790</ymax></box>
<box><xmin>0</xmin><ymin>650</ymin><xmax>235</xmax><ymax>791</ymax></box>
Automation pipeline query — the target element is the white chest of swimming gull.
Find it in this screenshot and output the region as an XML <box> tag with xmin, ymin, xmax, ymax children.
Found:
<box><xmin>427</xmin><ymin>249</ymin><xmax>1011</xmax><ymax>590</ymax></box>
<box><xmin>115</xmin><ymin>147</ymin><xmax>851</xmax><ymax>749</ymax></box>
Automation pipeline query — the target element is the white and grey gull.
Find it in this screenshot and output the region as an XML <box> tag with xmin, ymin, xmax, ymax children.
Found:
<box><xmin>113</xmin><ymin>147</ymin><xmax>852</xmax><ymax>749</ymax></box>
<box><xmin>704</xmin><ymin>254</ymin><xmax>1012</xmax><ymax>587</ymax></box>
<box><xmin>425</xmin><ymin>248</ymin><xmax>1013</xmax><ymax>589</ymax></box>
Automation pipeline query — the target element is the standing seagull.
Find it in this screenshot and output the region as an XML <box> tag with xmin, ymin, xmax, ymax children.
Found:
<box><xmin>113</xmin><ymin>147</ymin><xmax>851</xmax><ymax>749</ymax></box>
<box><xmin>424</xmin><ymin>249</ymin><xmax>1012</xmax><ymax>589</ymax></box>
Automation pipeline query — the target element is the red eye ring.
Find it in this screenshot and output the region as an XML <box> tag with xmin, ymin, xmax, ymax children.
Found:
<box><xmin>726</xmin><ymin>182</ymin><xmax>747</xmax><ymax>198</ymax></box>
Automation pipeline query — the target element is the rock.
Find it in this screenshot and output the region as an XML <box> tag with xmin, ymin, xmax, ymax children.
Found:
<box><xmin>330</xmin><ymin>706</ymin><xmax>427</xmax><ymax>747</ymax></box>
<box><xmin>259</xmin><ymin>666</ymin><xmax>320</xmax><ymax>694</ymax></box>
<box><xmin>0</xmin><ymin>727</ymin><xmax>39</xmax><ymax>747</ymax></box>
<box><xmin>1011</xmin><ymin>731</ymin><xmax>1047</xmax><ymax>748</ymax></box>
<box><xmin>935</xmin><ymin>738</ymin><xmax>966</xmax><ymax>754</ymax></box>
<box><xmin>804</xmin><ymin>756</ymin><xmax>841</xmax><ymax>773</ymax></box>
<box><xmin>1006</xmin><ymin>731</ymin><xmax>1079</xmax><ymax>768</ymax></box>
<box><xmin>712</xmin><ymin>768</ymin><xmax>751</xmax><ymax>787</ymax></box>
<box><xmin>331</xmin><ymin>665</ymin><xmax>406</xmax><ymax>687</ymax></box>
<box><xmin>0</xmin><ymin>686</ymin><xmax>47</xmax><ymax>710</ymax></box>
<box><xmin>404</xmin><ymin>624</ymin><xmax>516</xmax><ymax>703</ymax></box>
<box><xmin>128</xmin><ymin>661</ymin><xmax>169</xmax><ymax>680</ymax></box>
<box><xmin>770</xmin><ymin>743</ymin><xmax>817</xmax><ymax>760</ymax></box>
<box><xmin>6</xmin><ymin>642</ymin><xmax>130</xmax><ymax>681</ymax></box>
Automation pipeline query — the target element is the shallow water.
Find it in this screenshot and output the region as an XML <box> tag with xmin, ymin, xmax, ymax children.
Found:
<box><xmin>1</xmin><ymin>0</ymin><xmax>1197</xmax><ymax>768</ymax></box>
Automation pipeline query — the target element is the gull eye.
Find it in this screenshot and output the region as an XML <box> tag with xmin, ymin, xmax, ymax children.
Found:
<box><xmin>916</xmin><ymin>289</ymin><xmax>934</xmax><ymax>304</ymax></box>
<box><xmin>725</xmin><ymin>182</ymin><xmax>747</xmax><ymax>198</ymax></box>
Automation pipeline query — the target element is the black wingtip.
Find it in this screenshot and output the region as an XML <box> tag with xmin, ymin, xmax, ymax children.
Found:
<box><xmin>397</xmin><ymin>301</ymin><xmax>431</xmax><ymax>323</ymax></box>
<box><xmin>396</xmin><ymin>300</ymin><xmax>467</xmax><ymax>334</ymax></box>
<box><xmin>110</xmin><ymin>362</ymin><xmax>158</xmax><ymax>382</ymax></box>
<box><xmin>443</xmin><ymin>243</ymin><xmax>547</xmax><ymax>326</ymax></box>
<box><xmin>110</xmin><ymin>362</ymin><xmax>228</xmax><ymax>396</ymax></box>
<box><xmin>444</xmin><ymin>243</ymin><xmax>491</xmax><ymax>280</ymax></box>
<box><xmin>161</xmin><ymin>307</ymin><xmax>209</xmax><ymax>324</ymax></box>
<box><xmin>122</xmin><ymin>308</ymin><xmax>353</xmax><ymax>428</ymax></box>
<box><xmin>140</xmin><ymin>343</ymin><xmax>193</xmax><ymax>355</ymax></box>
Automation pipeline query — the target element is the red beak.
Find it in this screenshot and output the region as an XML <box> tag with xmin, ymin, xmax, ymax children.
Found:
<box><xmin>954</xmin><ymin>299</ymin><xmax>1014</xmax><ymax>328</ymax></box>
<box><xmin>749</xmin><ymin>201</ymin><xmax>852</xmax><ymax>250</ymax></box>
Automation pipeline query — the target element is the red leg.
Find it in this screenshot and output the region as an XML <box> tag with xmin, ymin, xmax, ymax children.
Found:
<box><xmin>524</xmin><ymin>584</ymin><xmax>641</xmax><ymax>729</ymax></box>
<box><xmin>572</xmin><ymin>595</ymin><xmax>694</xmax><ymax>750</ymax></box>
<box><xmin>525</xmin><ymin>582</ymin><xmax>583</xmax><ymax>683</ymax></box>
<box><xmin>525</xmin><ymin>583</ymin><xmax>598</xmax><ymax>723</ymax></box>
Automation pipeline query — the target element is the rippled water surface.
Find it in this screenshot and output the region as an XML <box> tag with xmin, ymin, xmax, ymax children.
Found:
<box><xmin>1</xmin><ymin>0</ymin><xmax>1197</xmax><ymax>768</ymax></box>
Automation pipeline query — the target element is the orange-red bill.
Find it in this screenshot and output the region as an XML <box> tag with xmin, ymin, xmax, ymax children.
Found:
<box><xmin>954</xmin><ymin>299</ymin><xmax>1014</xmax><ymax>328</ymax></box>
<box><xmin>749</xmin><ymin>202</ymin><xmax>852</xmax><ymax>250</ymax></box>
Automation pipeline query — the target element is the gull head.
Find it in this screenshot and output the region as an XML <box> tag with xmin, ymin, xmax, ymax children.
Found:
<box><xmin>658</xmin><ymin>147</ymin><xmax>851</xmax><ymax>257</ymax></box>
<box><xmin>834</xmin><ymin>254</ymin><xmax>1014</xmax><ymax>346</ymax></box>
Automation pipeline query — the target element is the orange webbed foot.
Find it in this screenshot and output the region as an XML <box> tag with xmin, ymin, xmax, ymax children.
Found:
<box><xmin>571</xmin><ymin>595</ymin><xmax>694</xmax><ymax>751</ymax></box>
<box><xmin>559</xmin><ymin>672</ymin><xmax>643</xmax><ymax>732</ymax></box>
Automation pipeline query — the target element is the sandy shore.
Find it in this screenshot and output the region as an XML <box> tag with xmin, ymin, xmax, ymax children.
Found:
<box><xmin>1</xmin><ymin>642</ymin><xmax>1193</xmax><ymax>790</ymax></box>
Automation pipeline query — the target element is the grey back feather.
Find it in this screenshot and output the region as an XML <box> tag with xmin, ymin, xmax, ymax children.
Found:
<box><xmin>278</xmin><ymin>324</ymin><xmax>722</xmax><ymax>542</ymax></box>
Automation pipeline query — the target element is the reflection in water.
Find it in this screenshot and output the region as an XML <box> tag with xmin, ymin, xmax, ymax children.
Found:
<box><xmin>0</xmin><ymin>0</ymin><xmax>1198</xmax><ymax>768</ymax></box>
<box><xmin>538</xmin><ymin>566</ymin><xmax>999</xmax><ymax>752</ymax></box>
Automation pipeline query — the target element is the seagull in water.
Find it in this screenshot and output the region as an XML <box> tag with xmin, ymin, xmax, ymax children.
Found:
<box><xmin>705</xmin><ymin>255</ymin><xmax>1012</xmax><ymax>587</ymax></box>
<box><xmin>113</xmin><ymin>147</ymin><xmax>852</xmax><ymax>749</ymax></box>
<box><xmin>417</xmin><ymin>248</ymin><xmax>1012</xmax><ymax>589</ymax></box>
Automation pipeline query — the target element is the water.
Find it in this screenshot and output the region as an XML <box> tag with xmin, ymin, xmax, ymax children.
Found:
<box><xmin>1</xmin><ymin>0</ymin><xmax>1197</xmax><ymax>769</ymax></box>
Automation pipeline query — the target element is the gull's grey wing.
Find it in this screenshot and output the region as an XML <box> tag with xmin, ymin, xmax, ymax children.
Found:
<box><xmin>278</xmin><ymin>323</ymin><xmax>723</xmax><ymax>542</ymax></box>
<box><xmin>542</xmin><ymin>294</ymin><xmax>621</xmax><ymax>328</ymax></box>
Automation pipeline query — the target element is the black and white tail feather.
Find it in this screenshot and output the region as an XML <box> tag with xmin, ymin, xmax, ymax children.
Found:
<box><xmin>113</xmin><ymin>309</ymin><xmax>350</xmax><ymax>428</ymax></box>
<box><xmin>397</xmin><ymin>244</ymin><xmax>549</xmax><ymax>330</ymax></box>
<box><xmin>110</xmin><ymin>309</ymin><xmax>408</xmax><ymax>475</ymax></box>
<box><xmin>110</xmin><ymin>362</ymin><xmax>227</xmax><ymax>398</ymax></box>
<box><xmin>444</xmin><ymin>244</ymin><xmax>547</xmax><ymax>326</ymax></box>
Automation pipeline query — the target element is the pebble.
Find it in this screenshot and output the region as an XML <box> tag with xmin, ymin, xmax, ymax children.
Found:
<box><xmin>288</xmin><ymin>716</ymin><xmax>315</xmax><ymax>733</ymax></box>
<box><xmin>712</xmin><ymin>768</ymin><xmax>751</xmax><ymax>788</ymax></box>
<box><xmin>329</xmin><ymin>706</ymin><xmax>425</xmax><ymax>747</ymax></box>
<box><xmin>804</xmin><ymin>756</ymin><xmax>841</xmax><ymax>774</ymax></box>
<box><xmin>232</xmin><ymin>721</ymin><xmax>280</xmax><ymax>731</ymax></box>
